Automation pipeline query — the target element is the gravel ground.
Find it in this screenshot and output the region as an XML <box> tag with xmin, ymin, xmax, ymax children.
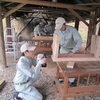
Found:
<box><xmin>0</xmin><ymin>53</ymin><xmax>100</xmax><ymax>100</ymax></box>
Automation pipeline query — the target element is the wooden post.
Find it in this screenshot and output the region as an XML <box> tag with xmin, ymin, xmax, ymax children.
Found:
<box><xmin>0</xmin><ymin>5</ymin><xmax>7</xmax><ymax>70</ymax></box>
<box><xmin>62</xmin><ymin>75</ymin><xmax>68</xmax><ymax>100</ymax></box>
<box><xmin>86</xmin><ymin>11</ymin><xmax>97</xmax><ymax>52</ymax></box>
<box><xmin>74</xmin><ymin>17</ymin><xmax>79</xmax><ymax>30</ymax></box>
<box><xmin>98</xmin><ymin>23</ymin><xmax>100</xmax><ymax>36</ymax></box>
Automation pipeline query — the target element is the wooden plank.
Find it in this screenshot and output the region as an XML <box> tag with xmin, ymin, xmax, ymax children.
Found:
<box><xmin>90</xmin><ymin>35</ymin><xmax>96</xmax><ymax>54</ymax></box>
<box><xmin>67</xmin><ymin>61</ymin><xmax>74</xmax><ymax>68</ymax></box>
<box><xmin>33</xmin><ymin>36</ymin><xmax>53</xmax><ymax>51</ymax></box>
<box><xmin>36</xmin><ymin>47</ymin><xmax>52</xmax><ymax>51</ymax></box>
<box><xmin>57</xmin><ymin>62</ymin><xmax>65</xmax><ymax>77</ymax></box>
<box><xmin>3</xmin><ymin>3</ymin><xmax>26</xmax><ymax>18</ymax></box>
<box><xmin>55</xmin><ymin>79</ymin><xmax>63</xmax><ymax>97</ymax></box>
<box><xmin>58</xmin><ymin>53</ymin><xmax>94</xmax><ymax>58</ymax></box>
<box><xmin>0</xmin><ymin>79</ymin><xmax>5</xmax><ymax>90</ymax></box>
<box><xmin>1</xmin><ymin>0</ymin><xmax>94</xmax><ymax>11</ymax></box>
<box><xmin>52</xmin><ymin>34</ymin><xmax>59</xmax><ymax>58</ymax></box>
<box><xmin>94</xmin><ymin>36</ymin><xmax>100</xmax><ymax>58</ymax></box>
<box><xmin>77</xmin><ymin>75</ymin><xmax>80</xmax><ymax>86</ymax></box>
<box><xmin>68</xmin><ymin>72</ymin><xmax>98</xmax><ymax>78</ymax></box>
<box><xmin>86</xmin><ymin>74</ymin><xmax>90</xmax><ymax>86</ymax></box>
<box><xmin>63</xmin><ymin>76</ymin><xmax>68</xmax><ymax>94</ymax></box>
<box><xmin>52</xmin><ymin>53</ymin><xmax>97</xmax><ymax>62</ymax></box>
<box><xmin>65</xmin><ymin>91</ymin><xmax>100</xmax><ymax>98</ymax></box>
<box><xmin>52</xmin><ymin>56</ymin><xmax>100</xmax><ymax>62</ymax></box>
<box><xmin>33</xmin><ymin>36</ymin><xmax>53</xmax><ymax>41</ymax></box>
<box><xmin>68</xmin><ymin>85</ymin><xmax>100</xmax><ymax>93</ymax></box>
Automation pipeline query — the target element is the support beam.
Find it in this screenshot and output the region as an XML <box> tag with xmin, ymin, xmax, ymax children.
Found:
<box><xmin>77</xmin><ymin>3</ymin><xmax>100</xmax><ymax>6</ymax></box>
<box><xmin>3</xmin><ymin>3</ymin><xmax>26</xmax><ymax>18</ymax></box>
<box><xmin>1</xmin><ymin>0</ymin><xmax>94</xmax><ymax>11</ymax></box>
<box><xmin>68</xmin><ymin>9</ymin><xmax>89</xmax><ymax>26</ymax></box>
<box><xmin>0</xmin><ymin>5</ymin><xmax>7</xmax><ymax>70</ymax></box>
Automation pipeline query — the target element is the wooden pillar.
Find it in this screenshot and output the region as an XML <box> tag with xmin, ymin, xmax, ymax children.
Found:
<box><xmin>86</xmin><ymin>11</ymin><xmax>97</xmax><ymax>52</ymax></box>
<box><xmin>0</xmin><ymin>5</ymin><xmax>7</xmax><ymax>70</ymax></box>
<box><xmin>98</xmin><ymin>23</ymin><xmax>100</xmax><ymax>36</ymax></box>
<box><xmin>74</xmin><ymin>17</ymin><xmax>79</xmax><ymax>30</ymax></box>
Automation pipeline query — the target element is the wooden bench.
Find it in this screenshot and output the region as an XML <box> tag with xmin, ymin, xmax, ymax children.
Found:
<box><xmin>33</xmin><ymin>36</ymin><xmax>53</xmax><ymax>51</ymax></box>
<box><xmin>55</xmin><ymin>62</ymin><xmax>100</xmax><ymax>100</ymax></box>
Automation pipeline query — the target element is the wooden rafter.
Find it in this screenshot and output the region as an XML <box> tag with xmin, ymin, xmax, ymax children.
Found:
<box><xmin>1</xmin><ymin>0</ymin><xmax>94</xmax><ymax>11</ymax></box>
<box><xmin>77</xmin><ymin>3</ymin><xmax>100</xmax><ymax>6</ymax></box>
<box><xmin>3</xmin><ymin>3</ymin><xmax>26</xmax><ymax>18</ymax></box>
<box><xmin>67</xmin><ymin>8</ymin><xmax>89</xmax><ymax>26</ymax></box>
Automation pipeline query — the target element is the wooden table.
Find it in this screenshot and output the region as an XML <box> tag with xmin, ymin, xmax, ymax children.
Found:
<box><xmin>33</xmin><ymin>36</ymin><xmax>53</xmax><ymax>51</ymax></box>
<box><xmin>55</xmin><ymin>62</ymin><xmax>100</xmax><ymax>100</ymax></box>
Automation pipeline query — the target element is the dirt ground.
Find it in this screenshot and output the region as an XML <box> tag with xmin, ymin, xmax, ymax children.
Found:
<box><xmin>0</xmin><ymin>52</ymin><xmax>100</xmax><ymax>100</ymax></box>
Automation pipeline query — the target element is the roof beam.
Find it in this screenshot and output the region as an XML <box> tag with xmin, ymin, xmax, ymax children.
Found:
<box><xmin>67</xmin><ymin>9</ymin><xmax>89</xmax><ymax>26</ymax></box>
<box><xmin>3</xmin><ymin>3</ymin><xmax>26</xmax><ymax>18</ymax></box>
<box><xmin>1</xmin><ymin>0</ymin><xmax>94</xmax><ymax>11</ymax></box>
<box><xmin>77</xmin><ymin>3</ymin><xmax>100</xmax><ymax>6</ymax></box>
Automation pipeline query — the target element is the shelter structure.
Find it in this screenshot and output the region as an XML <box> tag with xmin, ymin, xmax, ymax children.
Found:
<box><xmin>0</xmin><ymin>0</ymin><xmax>100</xmax><ymax>70</ymax></box>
